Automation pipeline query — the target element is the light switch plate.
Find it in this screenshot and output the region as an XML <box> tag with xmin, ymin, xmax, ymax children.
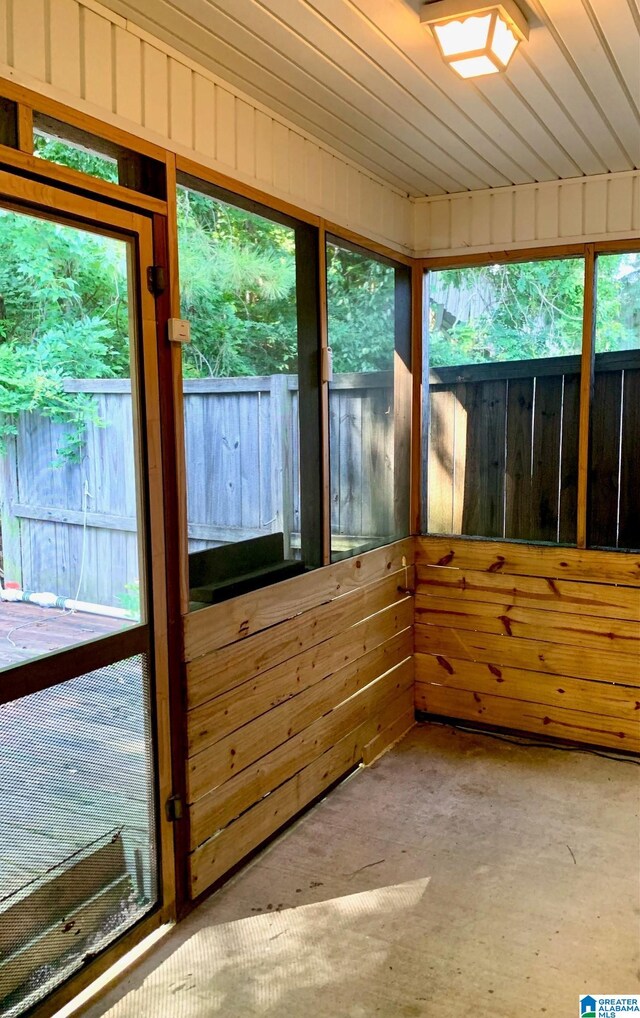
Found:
<box><xmin>168</xmin><ymin>318</ymin><xmax>191</xmax><ymax>343</ymax></box>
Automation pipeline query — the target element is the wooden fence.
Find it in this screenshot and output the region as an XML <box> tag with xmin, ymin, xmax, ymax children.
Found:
<box><xmin>0</xmin><ymin>372</ymin><xmax>395</xmax><ymax>608</ymax></box>
<box><xmin>426</xmin><ymin>349</ymin><xmax>640</xmax><ymax>549</ymax></box>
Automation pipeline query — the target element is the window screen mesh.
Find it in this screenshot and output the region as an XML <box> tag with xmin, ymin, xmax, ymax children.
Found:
<box><xmin>0</xmin><ymin>654</ymin><xmax>157</xmax><ymax>1016</ymax></box>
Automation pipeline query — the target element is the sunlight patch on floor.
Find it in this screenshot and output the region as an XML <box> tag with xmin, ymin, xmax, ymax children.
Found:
<box><xmin>100</xmin><ymin>878</ymin><xmax>431</xmax><ymax>1017</ymax></box>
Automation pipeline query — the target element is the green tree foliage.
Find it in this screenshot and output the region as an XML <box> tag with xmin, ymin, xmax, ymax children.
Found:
<box><xmin>0</xmin><ymin>136</ymin><xmax>637</xmax><ymax>458</ymax></box>
<box><xmin>596</xmin><ymin>253</ymin><xmax>640</xmax><ymax>351</ymax></box>
<box><xmin>326</xmin><ymin>243</ymin><xmax>395</xmax><ymax>372</ymax></box>
<box><xmin>33</xmin><ymin>130</ymin><xmax>119</xmax><ymax>183</ymax></box>
<box><xmin>178</xmin><ymin>186</ymin><xmax>298</xmax><ymax>377</ymax></box>
<box><xmin>179</xmin><ymin>193</ymin><xmax>399</xmax><ymax>376</ymax></box>
<box><xmin>0</xmin><ymin>204</ymin><xmax>129</xmax><ymax>456</ymax></box>
<box><xmin>429</xmin><ymin>255</ymin><xmax>639</xmax><ymax>366</ymax></box>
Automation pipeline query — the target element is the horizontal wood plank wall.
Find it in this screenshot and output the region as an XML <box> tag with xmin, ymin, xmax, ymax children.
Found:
<box><xmin>183</xmin><ymin>539</ymin><xmax>415</xmax><ymax>898</ymax></box>
<box><xmin>414</xmin><ymin>172</ymin><xmax>640</xmax><ymax>256</ymax></box>
<box><xmin>414</xmin><ymin>536</ymin><xmax>640</xmax><ymax>753</ymax></box>
<box><xmin>0</xmin><ymin>0</ymin><xmax>412</xmax><ymax>253</ymax></box>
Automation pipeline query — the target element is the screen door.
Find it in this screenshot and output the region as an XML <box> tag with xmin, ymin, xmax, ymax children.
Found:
<box><xmin>0</xmin><ymin>176</ymin><xmax>171</xmax><ymax>1016</ymax></box>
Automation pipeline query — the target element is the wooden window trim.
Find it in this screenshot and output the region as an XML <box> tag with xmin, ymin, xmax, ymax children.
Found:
<box><xmin>420</xmin><ymin>241</ymin><xmax>640</xmax><ymax>550</ymax></box>
<box><xmin>325</xmin><ymin>232</ymin><xmax>413</xmax><ymax>558</ymax></box>
<box><xmin>419</xmin><ymin>236</ymin><xmax>640</xmax><ymax>272</ymax></box>
<box><xmin>0</xmin><ymin>142</ymin><xmax>168</xmax><ymax>215</ymax></box>
<box><xmin>411</xmin><ymin>263</ymin><xmax>425</xmax><ymax>536</ymax></box>
<box><xmin>0</xmin><ymin>628</ymin><xmax>149</xmax><ymax>706</ymax></box>
<box><xmin>0</xmin><ymin>77</ymin><xmax>167</xmax><ymax>164</ymax></box>
<box><xmin>176</xmin><ymin>168</ymin><xmax>326</xmax><ymax>586</ymax></box>
<box><xmin>0</xmin><ymin>173</ymin><xmax>179</xmax><ymax>1004</ymax></box>
<box><xmin>16</xmin><ymin>102</ymin><xmax>33</xmax><ymax>154</ymax></box>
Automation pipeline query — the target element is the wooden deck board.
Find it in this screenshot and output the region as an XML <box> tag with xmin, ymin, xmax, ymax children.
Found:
<box><xmin>1</xmin><ymin>631</ymin><xmax>154</xmax><ymax>905</ymax></box>
<box><xmin>0</xmin><ymin>600</ymin><xmax>128</xmax><ymax>668</ymax></box>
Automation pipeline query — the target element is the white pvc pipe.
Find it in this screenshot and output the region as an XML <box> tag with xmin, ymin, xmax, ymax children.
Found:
<box><xmin>1</xmin><ymin>586</ymin><xmax>133</xmax><ymax>621</ymax></box>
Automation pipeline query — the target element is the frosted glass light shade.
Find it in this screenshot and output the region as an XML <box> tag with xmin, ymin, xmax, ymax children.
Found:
<box><xmin>433</xmin><ymin>14</ymin><xmax>492</xmax><ymax>56</ymax></box>
<box><xmin>422</xmin><ymin>0</ymin><xmax>528</xmax><ymax>78</ymax></box>
<box><xmin>491</xmin><ymin>13</ymin><xmax>519</xmax><ymax>64</ymax></box>
<box><xmin>449</xmin><ymin>54</ymin><xmax>501</xmax><ymax>77</ymax></box>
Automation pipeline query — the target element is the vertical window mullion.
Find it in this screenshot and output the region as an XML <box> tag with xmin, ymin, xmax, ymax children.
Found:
<box><xmin>394</xmin><ymin>263</ymin><xmax>412</xmax><ymax>540</ymax></box>
<box><xmin>295</xmin><ymin>222</ymin><xmax>324</xmax><ymax>570</ymax></box>
<box><xmin>577</xmin><ymin>244</ymin><xmax>596</xmax><ymax>549</ymax></box>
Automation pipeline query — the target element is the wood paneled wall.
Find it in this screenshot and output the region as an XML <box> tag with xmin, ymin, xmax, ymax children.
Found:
<box><xmin>182</xmin><ymin>539</ymin><xmax>415</xmax><ymax>899</ymax></box>
<box><xmin>414</xmin><ymin>537</ymin><xmax>640</xmax><ymax>753</ymax></box>
<box><xmin>0</xmin><ymin>0</ymin><xmax>412</xmax><ymax>253</ymax></box>
<box><xmin>183</xmin><ymin>530</ymin><xmax>640</xmax><ymax>904</ymax></box>
<box><xmin>414</xmin><ymin>172</ymin><xmax>640</xmax><ymax>256</ymax></box>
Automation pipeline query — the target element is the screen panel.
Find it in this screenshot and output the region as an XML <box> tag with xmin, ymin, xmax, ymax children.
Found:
<box><xmin>589</xmin><ymin>251</ymin><xmax>640</xmax><ymax>549</ymax></box>
<box><xmin>0</xmin><ymin>206</ymin><xmax>147</xmax><ymax>671</ymax></box>
<box><xmin>326</xmin><ymin>238</ymin><xmax>411</xmax><ymax>561</ymax></box>
<box><xmin>0</xmin><ymin>654</ymin><xmax>157</xmax><ymax>1016</ymax></box>
<box><xmin>424</xmin><ymin>257</ymin><xmax>585</xmax><ymax>544</ymax></box>
<box><xmin>177</xmin><ymin>174</ymin><xmax>322</xmax><ymax>605</ymax></box>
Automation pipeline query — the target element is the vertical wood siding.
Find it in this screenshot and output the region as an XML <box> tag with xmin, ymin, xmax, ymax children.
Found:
<box><xmin>414</xmin><ymin>536</ymin><xmax>640</xmax><ymax>752</ymax></box>
<box><xmin>0</xmin><ymin>0</ymin><xmax>412</xmax><ymax>253</ymax></box>
<box><xmin>415</xmin><ymin>173</ymin><xmax>640</xmax><ymax>257</ymax></box>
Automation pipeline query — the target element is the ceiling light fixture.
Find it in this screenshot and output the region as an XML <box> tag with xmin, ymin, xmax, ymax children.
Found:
<box><xmin>421</xmin><ymin>0</ymin><xmax>528</xmax><ymax>78</ymax></box>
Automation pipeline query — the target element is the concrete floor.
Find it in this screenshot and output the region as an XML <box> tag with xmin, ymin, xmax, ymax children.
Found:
<box><xmin>83</xmin><ymin>722</ymin><xmax>640</xmax><ymax>1017</ymax></box>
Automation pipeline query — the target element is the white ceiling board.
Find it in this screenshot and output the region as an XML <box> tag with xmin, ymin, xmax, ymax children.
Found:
<box><xmin>202</xmin><ymin>0</ymin><xmax>484</xmax><ymax>189</ymax></box>
<box><xmin>588</xmin><ymin>0</ymin><xmax>640</xmax><ymax>112</ymax></box>
<box><xmin>101</xmin><ymin>0</ymin><xmax>640</xmax><ymax>196</ymax></box>
<box><xmin>519</xmin><ymin>18</ymin><xmax>632</xmax><ymax>172</ymax></box>
<box><xmin>299</xmin><ymin>0</ymin><xmax>514</xmax><ymax>187</ymax></box>
<box><xmin>383</xmin><ymin>15</ymin><xmax>578</xmax><ymax>181</ymax></box>
<box><xmin>337</xmin><ymin>0</ymin><xmax>567</xmax><ymax>181</ymax></box>
<box><xmin>533</xmin><ymin>0</ymin><xmax>640</xmax><ymax>164</ymax></box>
<box><xmin>506</xmin><ymin>57</ymin><xmax>608</xmax><ymax>177</ymax></box>
<box><xmin>471</xmin><ymin>73</ymin><xmax>583</xmax><ymax>179</ymax></box>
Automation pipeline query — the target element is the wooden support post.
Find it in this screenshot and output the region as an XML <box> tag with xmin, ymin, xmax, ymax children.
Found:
<box><xmin>269</xmin><ymin>373</ymin><xmax>293</xmax><ymax>557</ymax></box>
<box><xmin>295</xmin><ymin>223</ymin><xmax>324</xmax><ymax>571</ymax></box>
<box><xmin>577</xmin><ymin>244</ymin><xmax>596</xmax><ymax>549</ymax></box>
<box><xmin>394</xmin><ymin>264</ymin><xmax>412</xmax><ymax>542</ymax></box>
<box><xmin>17</xmin><ymin>104</ymin><xmax>33</xmax><ymax>154</ymax></box>
<box><xmin>0</xmin><ymin>98</ymin><xmax>18</xmax><ymax>149</ymax></box>
<box><xmin>318</xmin><ymin>223</ymin><xmax>331</xmax><ymax>564</ymax></box>
<box><xmin>164</xmin><ymin>154</ymin><xmax>182</xmax><ymax>339</ymax></box>
<box><xmin>164</xmin><ymin>153</ymin><xmax>190</xmax><ymax>613</ymax></box>
<box><xmin>410</xmin><ymin>262</ymin><xmax>424</xmax><ymax>536</ymax></box>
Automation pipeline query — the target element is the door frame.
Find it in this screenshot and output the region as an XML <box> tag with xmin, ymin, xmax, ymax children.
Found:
<box><xmin>0</xmin><ymin>169</ymin><xmax>177</xmax><ymax>1016</ymax></box>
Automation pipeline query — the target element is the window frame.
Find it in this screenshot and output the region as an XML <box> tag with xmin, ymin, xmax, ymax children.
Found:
<box><xmin>176</xmin><ymin>170</ymin><xmax>325</xmax><ymax>603</ymax></box>
<box><xmin>325</xmin><ymin>232</ymin><xmax>412</xmax><ymax>562</ymax></box>
<box><xmin>417</xmin><ymin>239</ymin><xmax>640</xmax><ymax>551</ymax></box>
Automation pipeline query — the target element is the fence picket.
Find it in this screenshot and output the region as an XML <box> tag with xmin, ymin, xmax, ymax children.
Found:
<box><xmin>559</xmin><ymin>373</ymin><xmax>580</xmax><ymax>544</ymax></box>
<box><xmin>589</xmin><ymin>369</ymin><xmax>623</xmax><ymax>547</ymax></box>
<box><xmin>531</xmin><ymin>374</ymin><xmax>563</xmax><ymax>542</ymax></box>
<box><xmin>504</xmin><ymin>378</ymin><xmax>533</xmax><ymax>541</ymax></box>
<box><xmin>619</xmin><ymin>368</ymin><xmax>640</xmax><ymax>550</ymax></box>
<box><xmin>426</xmin><ymin>350</ymin><xmax>634</xmax><ymax>549</ymax></box>
<box><xmin>1</xmin><ymin>373</ymin><xmax>394</xmax><ymax>605</ymax></box>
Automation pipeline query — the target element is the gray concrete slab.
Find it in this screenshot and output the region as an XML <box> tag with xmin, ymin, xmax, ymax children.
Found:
<box><xmin>82</xmin><ymin>722</ymin><xmax>640</xmax><ymax>1017</ymax></box>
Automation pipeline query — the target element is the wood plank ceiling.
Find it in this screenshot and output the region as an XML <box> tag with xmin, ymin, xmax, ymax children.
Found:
<box><xmin>102</xmin><ymin>0</ymin><xmax>640</xmax><ymax>196</ymax></box>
